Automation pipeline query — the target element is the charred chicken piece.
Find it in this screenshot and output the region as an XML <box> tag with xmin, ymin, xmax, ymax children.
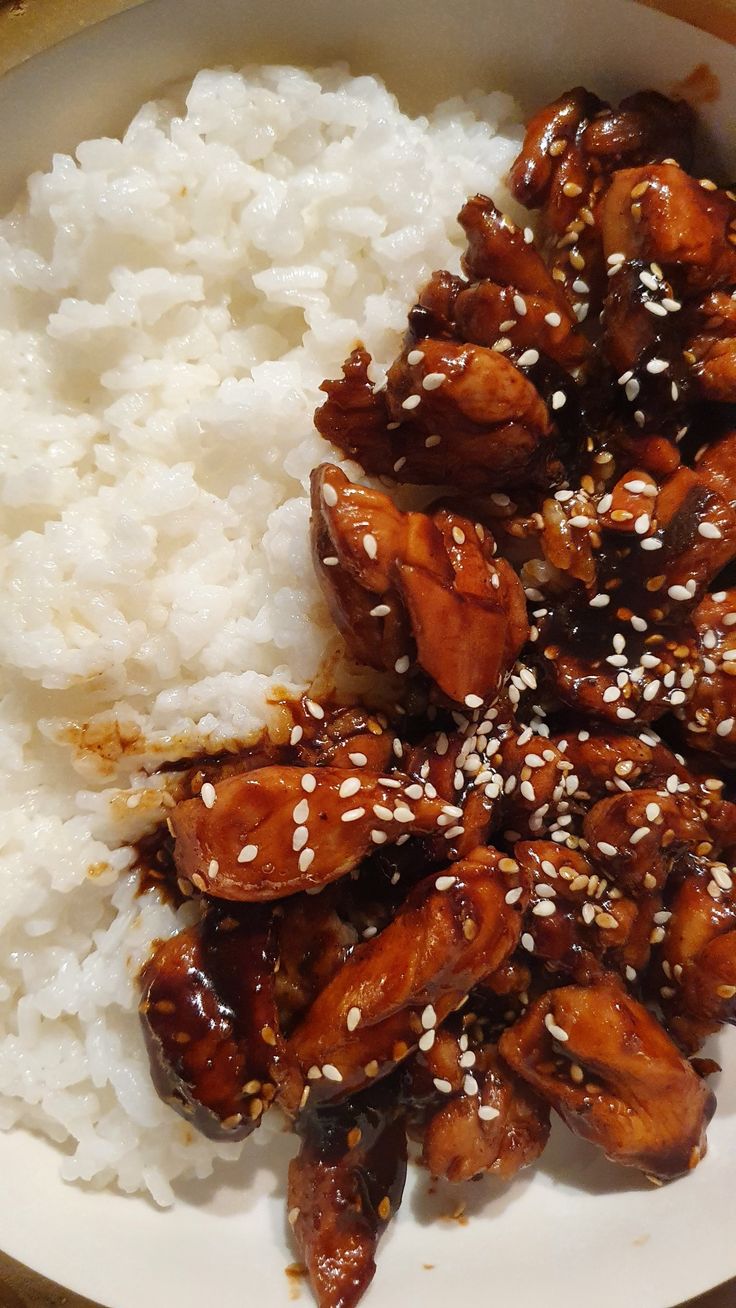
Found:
<box><xmin>407</xmin><ymin>1025</ymin><xmax>550</xmax><ymax>1182</ymax></box>
<box><xmin>290</xmin><ymin>847</ymin><xmax>528</xmax><ymax>1104</ymax></box>
<box><xmin>311</xmin><ymin>463</ymin><xmax>528</xmax><ymax>705</ymax></box>
<box><xmin>288</xmin><ymin>1086</ymin><xmax>407</xmax><ymax>1308</ymax></box>
<box><xmin>139</xmin><ymin>906</ymin><xmax>296</xmax><ymax>1138</ymax></box>
<box><xmin>499</xmin><ymin>975</ymin><xmax>715</xmax><ymax>1179</ymax></box>
<box><xmin>170</xmin><ymin>763</ymin><xmax>447</xmax><ymax>901</ymax></box>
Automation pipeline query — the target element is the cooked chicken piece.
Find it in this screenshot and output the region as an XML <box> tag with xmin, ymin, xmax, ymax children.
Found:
<box><xmin>311</xmin><ymin>464</ymin><xmax>528</xmax><ymax>705</ymax></box>
<box><xmin>409</xmin><ymin>268</ymin><xmax>467</xmax><ymax>339</ymax></box>
<box><xmin>290</xmin><ymin>847</ymin><xmax>528</xmax><ymax>1104</ymax></box>
<box><xmin>403</xmin><ymin>727</ymin><xmax>500</xmax><ymax>859</ymax></box>
<box><xmin>139</xmin><ymin>907</ymin><xmax>297</xmax><ymax>1138</ymax></box>
<box><xmin>696</xmin><ymin>428</ymin><xmax>736</xmax><ymax>507</ymax></box>
<box><xmin>600</xmin><ymin>164</ymin><xmax>736</xmax><ymax>292</ymax></box>
<box><xmin>454</xmin><ymin>195</ymin><xmax>590</xmax><ymax>371</ymax></box>
<box><xmin>299</xmin><ymin>704</ymin><xmax>395</xmax><ymax>773</ymax></box>
<box><xmin>170</xmin><ymin>763</ymin><xmax>447</xmax><ymax>901</ymax></box>
<box><xmin>655</xmin><ymin>857</ymin><xmax>736</xmax><ymax>1051</ymax></box>
<box><xmin>514</xmin><ymin>841</ymin><xmax>638</xmax><ymax>968</ymax></box>
<box><xmin>688</xmin><ymin>293</ymin><xmax>736</xmax><ymax>401</ymax></box>
<box><xmin>288</xmin><ymin>1087</ymin><xmax>407</xmax><ymax>1308</ymax></box>
<box><xmin>315</xmin><ymin>338</ymin><xmax>557</xmax><ymax>492</ymax></box>
<box><xmin>407</xmin><ymin>1026</ymin><xmax>550</xmax><ymax>1182</ymax></box>
<box><xmin>584</xmin><ymin>789</ymin><xmax>717</xmax><ymax>895</ymax></box>
<box><xmin>510</xmin><ymin>89</ymin><xmax>694</xmax><ymax>324</ymax></box>
<box><xmin>384</xmin><ymin>337</ymin><xmax>556</xmax><ymax>490</ymax></box>
<box><xmin>499</xmin><ymin>975</ymin><xmax>715</xmax><ymax>1179</ymax></box>
<box><xmin>676</xmin><ymin>587</ymin><xmax>736</xmax><ymax>761</ymax></box>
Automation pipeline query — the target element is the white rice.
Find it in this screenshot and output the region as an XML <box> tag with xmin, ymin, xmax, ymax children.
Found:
<box><xmin>0</xmin><ymin>64</ymin><xmax>523</xmax><ymax>1204</ymax></box>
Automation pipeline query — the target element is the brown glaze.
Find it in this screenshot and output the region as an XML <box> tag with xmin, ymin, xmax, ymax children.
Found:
<box><xmin>288</xmin><ymin>1086</ymin><xmax>407</xmax><ymax>1308</ymax></box>
<box><xmin>499</xmin><ymin>975</ymin><xmax>715</xmax><ymax>1179</ymax></box>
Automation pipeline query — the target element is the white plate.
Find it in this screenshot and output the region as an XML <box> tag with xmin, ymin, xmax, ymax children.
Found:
<box><xmin>1</xmin><ymin>0</ymin><xmax>735</xmax><ymax>1305</ymax></box>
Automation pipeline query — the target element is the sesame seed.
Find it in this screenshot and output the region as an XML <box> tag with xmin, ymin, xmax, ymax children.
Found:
<box><xmin>407</xmin><ymin>349</ymin><xmax>425</xmax><ymax>365</ymax></box>
<box><xmin>597</xmin><ymin>841</ymin><xmax>617</xmax><ymax>857</ymax></box>
<box><xmin>478</xmin><ymin>1105</ymin><xmax>501</xmax><ymax>1121</ymax></box>
<box><xmin>298</xmin><ymin>848</ymin><xmax>315</xmax><ymax>872</ymax></box>
<box><xmin>237</xmin><ymin>844</ymin><xmax>258</xmax><ymax>864</ymax></box>
<box><xmin>532</xmin><ymin>900</ymin><xmax>556</xmax><ymax>917</ymax></box>
<box><xmin>341</xmin><ymin>807</ymin><xmax>366</xmax><ymax>823</ymax></box>
<box><xmin>625</xmin><ymin>378</ymin><xmax>640</xmax><ymax>402</ymax></box>
<box><xmin>717</xmin><ymin>718</ymin><xmax>734</xmax><ymax>737</ymax></box>
<box><xmin>422</xmin><ymin>372</ymin><xmax>447</xmax><ymax>390</ymax></box>
<box><xmin>513</xmin><ymin>294</ymin><xmax>528</xmax><ymax>316</ymax></box>
<box><xmin>370</xmin><ymin>829</ymin><xmax>388</xmax><ymax>844</ymax></box>
<box><xmin>362</xmin><ymin>533</ymin><xmax>378</xmax><ymax>559</ymax></box>
<box><xmin>544</xmin><ymin>1012</ymin><xmax>569</xmax><ymax>1042</ymax></box>
<box><xmin>662</xmin><ymin>297</ymin><xmax>681</xmax><ymax>312</ymax></box>
<box><xmin>402</xmin><ymin>393</ymin><xmax>421</xmax><ymax>410</ymax></box>
<box><xmin>645</xmin><ymin>802</ymin><xmax>660</xmax><ymax>822</ymax></box>
<box><xmin>418</xmin><ymin>1029</ymin><xmax>436</xmax><ymax>1052</ymax></box>
<box><xmin>200</xmin><ymin>782</ymin><xmax>216</xmax><ymax>809</ymax></box>
<box><xmin>394</xmin><ymin>805</ymin><xmax>415</xmax><ymax>824</ymax></box>
<box><xmin>590</xmin><ymin>594</ymin><xmax>610</xmax><ymax>608</ymax></box>
<box><xmin>347</xmin><ymin>1007</ymin><xmax>362</xmax><ymax>1031</ymax></box>
<box><xmin>322</xmin><ymin>556</ymin><xmax>338</xmax><ymax>566</ymax></box>
<box><xmin>464</xmin><ymin>1075</ymin><xmax>479</xmax><ymax>1095</ymax></box>
<box><xmin>630</xmin><ymin>826</ymin><xmax>650</xmax><ymax>845</ymax></box>
<box><xmin>668</xmin><ymin>585</ymin><xmax>691</xmax><ymax>602</ymax></box>
<box><xmin>349</xmin><ymin>752</ymin><xmax>368</xmax><ymax>767</ymax></box>
<box><xmin>644</xmin><ymin>300</ymin><xmax>668</xmax><ymax>317</ymax></box>
<box><xmin>521</xmin><ymin>932</ymin><xmax>535</xmax><ymax>952</ymax></box>
<box><xmin>370</xmin><ymin>603</ymin><xmax>391</xmax><ymax>617</ymax></box>
<box><xmin>322</xmin><ymin>1064</ymin><xmax>343</xmax><ymax>1082</ymax></box>
<box><xmin>322</xmin><ymin>483</ymin><xmax>338</xmax><ymax>507</ymax></box>
<box><xmin>465</xmin><ymin>693</ymin><xmax>483</xmax><ymax>709</ymax></box>
<box><xmin>435</xmin><ymin>875</ymin><xmax>456</xmax><ymax>891</ymax></box>
<box><xmin>394</xmin><ymin>655</ymin><xmax>410</xmax><ymax>674</ymax></box>
<box><xmin>306</xmin><ymin>700</ymin><xmax>324</xmax><ymax>720</ymax></box>
<box><xmin>505</xmin><ymin>887</ymin><xmax>523</xmax><ymax>905</ymax></box>
<box><xmin>518</xmin><ymin>348</ymin><xmax>540</xmax><ymax>367</ymax></box>
<box><xmin>339</xmin><ymin>777</ymin><xmax>361</xmax><ymax>799</ymax></box>
<box><xmin>545</xmin><ymin>311</ymin><xmax>562</xmax><ymax>327</ymax></box>
<box><xmin>596</xmin><ymin>912</ymin><xmax>618</xmax><ymax>930</ymax></box>
<box><xmin>290</xmin><ymin>725</ymin><xmax>303</xmax><ymax>745</ymax></box>
<box><xmin>582</xmin><ymin>902</ymin><xmax>596</xmax><ymax>925</ymax></box>
<box><xmin>698</xmin><ymin>522</ymin><xmax>722</xmax><ymax>539</ymax></box>
<box><xmin>635</xmin><ymin>514</ymin><xmax>650</xmax><ymax>534</ymax></box>
<box><xmin>646</xmin><ymin>358</ymin><xmax>668</xmax><ymax>374</ymax></box>
<box><xmin>434</xmin><ymin>1078</ymin><xmax>452</xmax><ymax>1093</ymax></box>
<box><xmin>641</xmin><ymin>538</ymin><xmax>662</xmax><ymax>550</ymax></box>
<box><xmin>292</xmin><ymin>826</ymin><xmax>309</xmax><ymax>852</ymax></box>
<box><xmin>293</xmin><ymin>799</ymin><xmax>309</xmax><ymax>824</ymax></box>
